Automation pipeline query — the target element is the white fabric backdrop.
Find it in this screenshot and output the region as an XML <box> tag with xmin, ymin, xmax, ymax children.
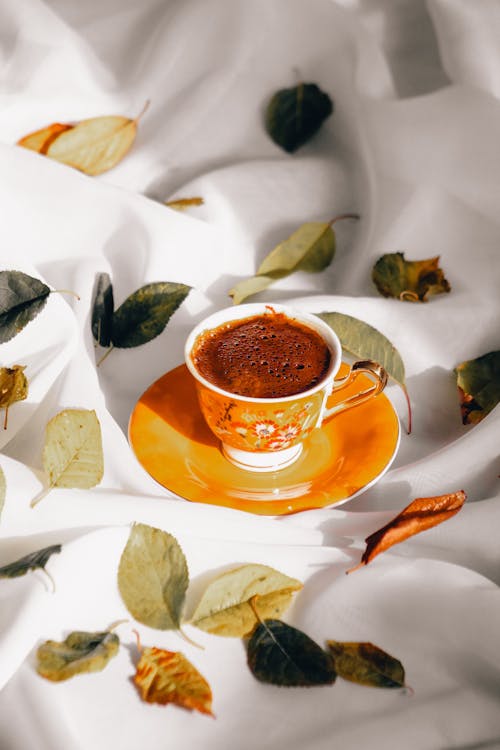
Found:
<box><xmin>0</xmin><ymin>1</ymin><xmax>499</xmax><ymax>748</ymax></box>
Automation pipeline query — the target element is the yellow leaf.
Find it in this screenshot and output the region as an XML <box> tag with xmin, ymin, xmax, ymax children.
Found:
<box><xmin>18</xmin><ymin>123</ymin><xmax>74</xmax><ymax>154</ymax></box>
<box><xmin>165</xmin><ymin>197</ymin><xmax>204</xmax><ymax>211</ymax></box>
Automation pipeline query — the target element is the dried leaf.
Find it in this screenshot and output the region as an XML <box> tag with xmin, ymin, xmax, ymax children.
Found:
<box><xmin>36</xmin><ymin>630</ymin><xmax>119</xmax><ymax>682</ymax></box>
<box><xmin>18</xmin><ymin>123</ymin><xmax>73</xmax><ymax>154</ymax></box>
<box><xmin>165</xmin><ymin>197</ymin><xmax>204</xmax><ymax>211</ymax></box>
<box><xmin>247</xmin><ymin>619</ymin><xmax>336</xmax><ymax>687</ymax></box>
<box><xmin>326</xmin><ymin>641</ymin><xmax>405</xmax><ymax>688</ymax></box>
<box><xmin>372</xmin><ymin>252</ymin><xmax>451</xmax><ymax>302</ymax></box>
<box><xmin>118</xmin><ymin>523</ymin><xmax>189</xmax><ymax>630</ymax></box>
<box><xmin>317</xmin><ymin>311</ymin><xmax>412</xmax><ymax>432</ymax></box>
<box><xmin>229</xmin><ymin>214</ymin><xmax>358</xmax><ymax>305</ymax></box>
<box><xmin>0</xmin><ymin>270</ymin><xmax>51</xmax><ymax>344</ymax></box>
<box><xmin>454</xmin><ymin>350</ymin><xmax>500</xmax><ymax>425</ymax></box>
<box><xmin>265</xmin><ymin>82</ymin><xmax>333</xmax><ymax>153</ymax></box>
<box><xmin>0</xmin><ymin>465</ymin><xmax>5</xmax><ymax>522</ymax></box>
<box><xmin>0</xmin><ymin>544</ymin><xmax>61</xmax><ymax>579</ymax></box>
<box><xmin>111</xmin><ymin>281</ymin><xmax>191</xmax><ymax>348</ymax></box>
<box><xmin>347</xmin><ymin>490</ymin><xmax>467</xmax><ymax>573</ymax></box>
<box><xmin>190</xmin><ymin>563</ymin><xmax>303</xmax><ymax>637</ymax></box>
<box><xmin>134</xmin><ymin>646</ymin><xmax>213</xmax><ymax>715</ymax></box>
<box><xmin>0</xmin><ymin>365</ymin><xmax>28</xmax><ymax>428</ymax></box>
<box><xmin>91</xmin><ymin>272</ymin><xmax>114</xmax><ymax>347</ymax></box>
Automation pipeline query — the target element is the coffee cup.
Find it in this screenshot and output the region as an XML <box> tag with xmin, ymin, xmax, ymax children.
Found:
<box><xmin>184</xmin><ymin>303</ymin><xmax>388</xmax><ymax>472</ymax></box>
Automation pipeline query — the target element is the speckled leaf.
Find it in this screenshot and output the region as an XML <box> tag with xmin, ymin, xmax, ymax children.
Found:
<box><xmin>0</xmin><ymin>365</ymin><xmax>28</xmax><ymax>429</ymax></box>
<box><xmin>372</xmin><ymin>252</ymin><xmax>451</xmax><ymax>302</ymax></box>
<box><xmin>0</xmin><ymin>270</ymin><xmax>50</xmax><ymax>344</ymax></box>
<box><xmin>454</xmin><ymin>350</ymin><xmax>500</xmax><ymax>425</ymax></box>
<box><xmin>118</xmin><ymin>523</ymin><xmax>189</xmax><ymax>630</ymax></box>
<box><xmin>37</xmin><ymin>630</ymin><xmax>119</xmax><ymax>682</ymax></box>
<box><xmin>111</xmin><ymin>282</ymin><xmax>191</xmax><ymax>348</ymax></box>
<box><xmin>247</xmin><ymin>619</ymin><xmax>336</xmax><ymax>687</ymax></box>
<box><xmin>0</xmin><ymin>544</ymin><xmax>61</xmax><ymax>578</ymax></box>
<box><xmin>134</xmin><ymin>646</ymin><xmax>213</xmax><ymax>715</ymax></box>
<box><xmin>91</xmin><ymin>272</ymin><xmax>114</xmax><ymax>347</ymax></box>
<box><xmin>42</xmin><ymin>409</ymin><xmax>104</xmax><ymax>490</ymax></box>
<box><xmin>190</xmin><ymin>563</ymin><xmax>303</xmax><ymax>637</ymax></box>
<box><xmin>326</xmin><ymin>641</ymin><xmax>406</xmax><ymax>688</ymax></box>
<box><xmin>265</xmin><ymin>82</ymin><xmax>333</xmax><ymax>153</ymax></box>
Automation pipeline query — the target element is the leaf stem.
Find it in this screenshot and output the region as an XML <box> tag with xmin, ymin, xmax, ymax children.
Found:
<box><xmin>403</xmin><ymin>385</ymin><xmax>412</xmax><ymax>435</ymax></box>
<box><xmin>3</xmin><ymin>407</ymin><xmax>8</xmax><ymax>431</ymax></box>
<box><xmin>30</xmin><ymin>485</ymin><xmax>53</xmax><ymax>509</ymax></box>
<box><xmin>132</xmin><ymin>628</ymin><xmax>143</xmax><ymax>653</ymax></box>
<box><xmin>51</xmin><ymin>289</ymin><xmax>81</xmax><ymax>301</ymax></box>
<box><xmin>178</xmin><ymin>625</ymin><xmax>204</xmax><ymax>650</ymax></box>
<box><xmin>96</xmin><ymin>344</ymin><xmax>114</xmax><ymax>367</ymax></box>
<box><xmin>108</xmin><ymin>618</ymin><xmax>129</xmax><ymax>632</ymax></box>
<box><xmin>134</xmin><ymin>99</ymin><xmax>151</xmax><ymax>124</ymax></box>
<box><xmin>41</xmin><ymin>567</ymin><xmax>56</xmax><ymax>593</ymax></box>
<box><xmin>329</xmin><ymin>213</ymin><xmax>360</xmax><ymax>225</ymax></box>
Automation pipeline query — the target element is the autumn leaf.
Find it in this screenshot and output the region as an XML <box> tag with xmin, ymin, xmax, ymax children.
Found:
<box><xmin>189</xmin><ymin>563</ymin><xmax>303</xmax><ymax>637</ymax></box>
<box><xmin>372</xmin><ymin>252</ymin><xmax>451</xmax><ymax>302</ymax></box>
<box><xmin>134</xmin><ymin>645</ymin><xmax>213</xmax><ymax>715</ymax></box>
<box><xmin>31</xmin><ymin>409</ymin><xmax>104</xmax><ymax>508</ymax></box>
<box><xmin>118</xmin><ymin>523</ymin><xmax>189</xmax><ymax>630</ymax></box>
<box><xmin>247</xmin><ymin>619</ymin><xmax>336</xmax><ymax>687</ymax></box>
<box><xmin>326</xmin><ymin>641</ymin><xmax>406</xmax><ymax>688</ymax></box>
<box><xmin>0</xmin><ymin>365</ymin><xmax>28</xmax><ymax>429</ymax></box>
<box><xmin>454</xmin><ymin>350</ymin><xmax>500</xmax><ymax>425</ymax></box>
<box><xmin>0</xmin><ymin>270</ymin><xmax>51</xmax><ymax>344</ymax></box>
<box><xmin>0</xmin><ymin>544</ymin><xmax>61</xmax><ymax>581</ymax></box>
<box><xmin>18</xmin><ymin>123</ymin><xmax>73</xmax><ymax>154</ymax></box>
<box><xmin>229</xmin><ymin>214</ymin><xmax>358</xmax><ymax>304</ymax></box>
<box><xmin>91</xmin><ymin>272</ymin><xmax>114</xmax><ymax>347</ymax></box>
<box><xmin>347</xmin><ymin>490</ymin><xmax>467</xmax><ymax>573</ymax></box>
<box><xmin>36</xmin><ymin>629</ymin><xmax>119</xmax><ymax>682</ymax></box>
<box><xmin>265</xmin><ymin>82</ymin><xmax>333</xmax><ymax>153</ymax></box>
<box><xmin>165</xmin><ymin>197</ymin><xmax>204</xmax><ymax>211</ymax></box>
<box><xmin>317</xmin><ymin>310</ymin><xmax>412</xmax><ymax>432</ymax></box>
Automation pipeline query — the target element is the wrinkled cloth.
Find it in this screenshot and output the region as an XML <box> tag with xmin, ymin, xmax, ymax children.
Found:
<box><xmin>0</xmin><ymin>1</ymin><xmax>499</xmax><ymax>748</ymax></box>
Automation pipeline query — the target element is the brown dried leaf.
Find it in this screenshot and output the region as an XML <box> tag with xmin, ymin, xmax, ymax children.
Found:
<box><xmin>0</xmin><ymin>365</ymin><xmax>28</xmax><ymax>429</ymax></box>
<box><xmin>347</xmin><ymin>490</ymin><xmax>466</xmax><ymax>573</ymax></box>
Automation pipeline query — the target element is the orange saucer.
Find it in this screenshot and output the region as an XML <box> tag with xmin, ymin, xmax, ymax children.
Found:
<box><xmin>128</xmin><ymin>363</ymin><xmax>400</xmax><ymax>515</ymax></box>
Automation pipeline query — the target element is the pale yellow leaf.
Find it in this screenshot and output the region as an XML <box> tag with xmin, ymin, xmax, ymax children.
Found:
<box><xmin>42</xmin><ymin>408</ymin><xmax>104</xmax><ymax>489</ymax></box>
<box><xmin>165</xmin><ymin>197</ymin><xmax>204</xmax><ymax>211</ymax></box>
<box><xmin>18</xmin><ymin>123</ymin><xmax>74</xmax><ymax>154</ymax></box>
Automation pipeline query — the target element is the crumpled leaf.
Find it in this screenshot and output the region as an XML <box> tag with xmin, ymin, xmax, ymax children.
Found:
<box><xmin>229</xmin><ymin>214</ymin><xmax>358</xmax><ymax>305</ymax></box>
<box><xmin>36</xmin><ymin>630</ymin><xmax>119</xmax><ymax>682</ymax></box>
<box><xmin>326</xmin><ymin>641</ymin><xmax>406</xmax><ymax>688</ymax></box>
<box><xmin>18</xmin><ymin>123</ymin><xmax>73</xmax><ymax>154</ymax></box>
<box><xmin>0</xmin><ymin>365</ymin><xmax>28</xmax><ymax>429</ymax></box>
<box><xmin>91</xmin><ymin>272</ymin><xmax>114</xmax><ymax>347</ymax></box>
<box><xmin>0</xmin><ymin>544</ymin><xmax>61</xmax><ymax>579</ymax></box>
<box><xmin>0</xmin><ymin>270</ymin><xmax>51</xmax><ymax>344</ymax></box>
<box><xmin>265</xmin><ymin>82</ymin><xmax>333</xmax><ymax>153</ymax></box>
<box><xmin>189</xmin><ymin>563</ymin><xmax>303</xmax><ymax>637</ymax></box>
<box><xmin>247</xmin><ymin>619</ymin><xmax>336</xmax><ymax>687</ymax></box>
<box><xmin>454</xmin><ymin>350</ymin><xmax>500</xmax><ymax>425</ymax></box>
<box><xmin>165</xmin><ymin>197</ymin><xmax>204</xmax><ymax>211</ymax></box>
<box><xmin>31</xmin><ymin>409</ymin><xmax>104</xmax><ymax>508</ymax></box>
<box><xmin>111</xmin><ymin>282</ymin><xmax>191</xmax><ymax>348</ymax></box>
<box><xmin>134</xmin><ymin>645</ymin><xmax>213</xmax><ymax>715</ymax></box>
<box><xmin>317</xmin><ymin>311</ymin><xmax>412</xmax><ymax>432</ymax></box>
<box><xmin>347</xmin><ymin>490</ymin><xmax>467</xmax><ymax>573</ymax></box>
<box><xmin>118</xmin><ymin>523</ymin><xmax>189</xmax><ymax>630</ymax></box>
<box><xmin>0</xmin><ymin>465</ymin><xmax>5</xmax><ymax>522</ymax></box>
<box><xmin>372</xmin><ymin>252</ymin><xmax>451</xmax><ymax>302</ymax></box>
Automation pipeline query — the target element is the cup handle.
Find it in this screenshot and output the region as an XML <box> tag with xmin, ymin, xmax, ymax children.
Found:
<box><xmin>322</xmin><ymin>359</ymin><xmax>389</xmax><ymax>421</ymax></box>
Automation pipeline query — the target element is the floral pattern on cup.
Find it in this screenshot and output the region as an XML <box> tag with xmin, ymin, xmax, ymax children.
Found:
<box><xmin>196</xmin><ymin>385</ymin><xmax>323</xmax><ymax>452</ymax></box>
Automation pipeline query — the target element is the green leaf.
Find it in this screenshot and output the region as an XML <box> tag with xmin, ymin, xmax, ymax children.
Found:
<box><xmin>36</xmin><ymin>630</ymin><xmax>119</xmax><ymax>682</ymax></box>
<box><xmin>372</xmin><ymin>252</ymin><xmax>451</xmax><ymax>302</ymax></box>
<box><xmin>0</xmin><ymin>465</ymin><xmax>5</xmax><ymax>522</ymax></box>
<box><xmin>265</xmin><ymin>82</ymin><xmax>333</xmax><ymax>153</ymax></box>
<box><xmin>91</xmin><ymin>272</ymin><xmax>114</xmax><ymax>347</ymax></box>
<box><xmin>0</xmin><ymin>544</ymin><xmax>61</xmax><ymax>578</ymax></box>
<box><xmin>454</xmin><ymin>350</ymin><xmax>500</xmax><ymax>425</ymax></box>
<box><xmin>247</xmin><ymin>619</ymin><xmax>336</xmax><ymax>687</ymax></box>
<box><xmin>0</xmin><ymin>270</ymin><xmax>51</xmax><ymax>344</ymax></box>
<box><xmin>111</xmin><ymin>282</ymin><xmax>191</xmax><ymax>348</ymax></box>
<box><xmin>326</xmin><ymin>641</ymin><xmax>406</xmax><ymax>688</ymax></box>
<box><xmin>317</xmin><ymin>311</ymin><xmax>412</xmax><ymax>431</ymax></box>
<box><xmin>189</xmin><ymin>563</ymin><xmax>303</xmax><ymax>637</ymax></box>
<box><xmin>118</xmin><ymin>523</ymin><xmax>189</xmax><ymax>630</ymax></box>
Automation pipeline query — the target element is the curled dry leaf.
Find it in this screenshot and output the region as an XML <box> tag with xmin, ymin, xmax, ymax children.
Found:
<box><xmin>36</xmin><ymin>630</ymin><xmax>119</xmax><ymax>682</ymax></box>
<box><xmin>134</xmin><ymin>645</ymin><xmax>213</xmax><ymax>715</ymax></box>
<box><xmin>0</xmin><ymin>365</ymin><xmax>28</xmax><ymax>429</ymax></box>
<box><xmin>0</xmin><ymin>270</ymin><xmax>51</xmax><ymax>344</ymax></box>
<box><xmin>18</xmin><ymin>123</ymin><xmax>73</xmax><ymax>154</ymax></box>
<box><xmin>326</xmin><ymin>641</ymin><xmax>406</xmax><ymax>689</ymax></box>
<box><xmin>347</xmin><ymin>490</ymin><xmax>467</xmax><ymax>573</ymax></box>
<box><xmin>454</xmin><ymin>350</ymin><xmax>500</xmax><ymax>425</ymax></box>
<box><xmin>265</xmin><ymin>82</ymin><xmax>333</xmax><ymax>153</ymax></box>
<box><xmin>0</xmin><ymin>544</ymin><xmax>61</xmax><ymax>579</ymax></box>
<box><xmin>189</xmin><ymin>563</ymin><xmax>303</xmax><ymax>637</ymax></box>
<box><xmin>118</xmin><ymin>523</ymin><xmax>189</xmax><ymax>630</ymax></box>
<box><xmin>247</xmin><ymin>619</ymin><xmax>336</xmax><ymax>687</ymax></box>
<box><xmin>372</xmin><ymin>252</ymin><xmax>451</xmax><ymax>302</ymax></box>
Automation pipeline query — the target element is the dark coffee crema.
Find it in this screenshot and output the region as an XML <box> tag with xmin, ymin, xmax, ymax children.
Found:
<box><xmin>191</xmin><ymin>311</ymin><xmax>331</xmax><ymax>398</ymax></box>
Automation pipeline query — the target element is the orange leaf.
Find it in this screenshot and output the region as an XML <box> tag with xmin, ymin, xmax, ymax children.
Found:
<box><xmin>134</xmin><ymin>646</ymin><xmax>214</xmax><ymax>716</ymax></box>
<box><xmin>18</xmin><ymin>123</ymin><xmax>73</xmax><ymax>154</ymax></box>
<box><xmin>347</xmin><ymin>490</ymin><xmax>466</xmax><ymax>573</ymax></box>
